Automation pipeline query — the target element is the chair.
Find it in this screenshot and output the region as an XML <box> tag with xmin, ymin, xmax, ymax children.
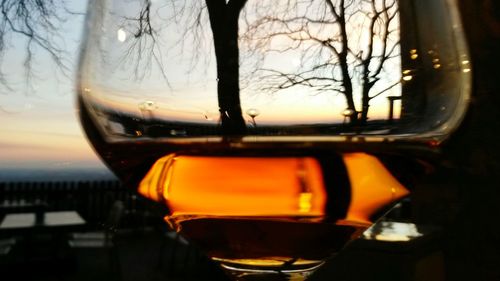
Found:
<box><xmin>0</xmin><ymin>238</ymin><xmax>16</xmax><ymax>256</ymax></box>
<box><xmin>0</xmin><ymin>238</ymin><xmax>17</xmax><ymax>267</ymax></box>
<box><xmin>68</xmin><ymin>201</ymin><xmax>125</xmax><ymax>278</ymax></box>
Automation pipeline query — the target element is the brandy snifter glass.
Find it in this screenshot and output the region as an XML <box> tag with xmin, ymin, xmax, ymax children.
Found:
<box><xmin>78</xmin><ymin>0</ymin><xmax>470</xmax><ymax>280</ymax></box>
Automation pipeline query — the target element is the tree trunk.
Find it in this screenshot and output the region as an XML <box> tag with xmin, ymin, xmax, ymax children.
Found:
<box><xmin>359</xmin><ymin>77</ymin><xmax>373</xmax><ymax>125</ymax></box>
<box><xmin>206</xmin><ymin>0</ymin><xmax>247</xmax><ymax>135</ymax></box>
<box><xmin>334</xmin><ymin>2</ymin><xmax>358</xmax><ymax>125</ymax></box>
<box><xmin>339</xmin><ymin>39</ymin><xmax>358</xmax><ymax>124</ymax></box>
<box><xmin>360</xmin><ymin>88</ymin><xmax>370</xmax><ymax>125</ymax></box>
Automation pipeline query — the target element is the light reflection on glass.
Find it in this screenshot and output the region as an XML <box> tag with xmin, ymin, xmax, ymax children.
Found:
<box><xmin>402</xmin><ymin>75</ymin><xmax>413</xmax><ymax>81</ymax></box>
<box><xmin>363</xmin><ymin>221</ymin><xmax>424</xmax><ymax>242</ymax></box>
<box><xmin>117</xmin><ymin>28</ymin><xmax>127</xmax><ymax>42</ymax></box>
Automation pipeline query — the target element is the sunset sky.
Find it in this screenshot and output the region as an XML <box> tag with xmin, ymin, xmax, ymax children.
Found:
<box><xmin>0</xmin><ymin>0</ymin><xmax>109</xmax><ymax>177</ymax></box>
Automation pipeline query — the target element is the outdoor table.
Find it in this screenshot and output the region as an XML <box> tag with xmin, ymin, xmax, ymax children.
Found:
<box><xmin>0</xmin><ymin>211</ymin><xmax>86</xmax><ymax>230</ymax></box>
<box><xmin>0</xmin><ymin>211</ymin><xmax>87</xmax><ymax>262</ymax></box>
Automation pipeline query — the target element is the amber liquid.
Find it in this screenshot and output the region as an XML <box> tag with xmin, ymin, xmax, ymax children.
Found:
<box><xmin>78</xmin><ymin>96</ymin><xmax>431</xmax><ymax>272</ymax></box>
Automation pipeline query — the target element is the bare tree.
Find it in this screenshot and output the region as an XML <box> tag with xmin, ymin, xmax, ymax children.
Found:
<box><xmin>0</xmin><ymin>0</ymin><xmax>76</xmax><ymax>89</ymax></box>
<box><xmin>127</xmin><ymin>0</ymin><xmax>247</xmax><ymax>135</ymax></box>
<box><xmin>240</xmin><ymin>0</ymin><xmax>401</xmax><ymax>125</ymax></box>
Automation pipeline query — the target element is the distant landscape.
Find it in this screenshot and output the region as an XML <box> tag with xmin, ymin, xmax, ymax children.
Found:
<box><xmin>0</xmin><ymin>166</ymin><xmax>117</xmax><ymax>182</ymax></box>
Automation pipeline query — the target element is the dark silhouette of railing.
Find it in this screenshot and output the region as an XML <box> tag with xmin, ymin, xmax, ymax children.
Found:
<box><xmin>0</xmin><ymin>180</ymin><xmax>166</xmax><ymax>229</ymax></box>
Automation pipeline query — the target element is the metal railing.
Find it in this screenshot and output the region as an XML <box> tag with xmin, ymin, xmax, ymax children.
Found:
<box><xmin>0</xmin><ymin>180</ymin><xmax>166</xmax><ymax>229</ymax></box>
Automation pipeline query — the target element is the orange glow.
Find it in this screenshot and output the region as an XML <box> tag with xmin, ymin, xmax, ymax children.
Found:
<box><xmin>138</xmin><ymin>154</ymin><xmax>176</xmax><ymax>203</ymax></box>
<box><xmin>139</xmin><ymin>153</ymin><xmax>409</xmax><ymax>223</ymax></box>
<box><xmin>139</xmin><ymin>155</ymin><xmax>327</xmax><ymax>217</ymax></box>
<box><xmin>0</xmin><ymin>130</ymin><xmax>102</xmax><ymax>164</ymax></box>
<box><xmin>343</xmin><ymin>153</ymin><xmax>409</xmax><ymax>223</ymax></box>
